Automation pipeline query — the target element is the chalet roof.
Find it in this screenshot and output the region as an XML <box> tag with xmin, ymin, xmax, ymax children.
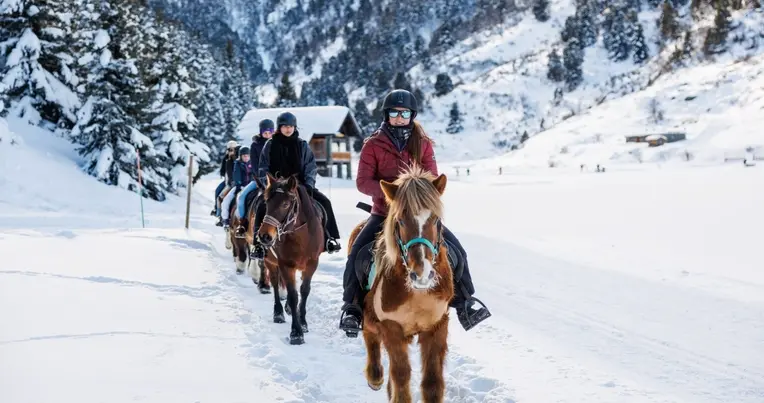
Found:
<box><xmin>237</xmin><ymin>105</ymin><xmax>362</xmax><ymax>142</ymax></box>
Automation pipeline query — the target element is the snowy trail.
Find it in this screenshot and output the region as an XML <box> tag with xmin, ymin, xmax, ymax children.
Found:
<box><xmin>3</xmin><ymin>123</ymin><xmax>763</xmax><ymax>402</ymax></box>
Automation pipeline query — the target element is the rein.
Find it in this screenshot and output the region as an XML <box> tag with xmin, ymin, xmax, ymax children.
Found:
<box><xmin>262</xmin><ymin>188</ymin><xmax>307</xmax><ymax>242</ymax></box>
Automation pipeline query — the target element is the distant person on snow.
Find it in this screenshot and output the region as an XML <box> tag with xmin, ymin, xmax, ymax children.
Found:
<box><xmin>221</xmin><ymin>146</ymin><xmax>252</xmax><ymax>230</ymax></box>
<box><xmin>233</xmin><ymin>119</ymin><xmax>274</xmax><ymax>237</ymax></box>
<box><xmin>338</xmin><ymin>89</ymin><xmax>491</xmax><ymax>336</ymax></box>
<box><xmin>212</xmin><ymin>140</ymin><xmax>239</xmax><ymax>226</ymax></box>
<box><xmin>250</xmin><ymin>111</ymin><xmax>342</xmax><ymax>259</ymax></box>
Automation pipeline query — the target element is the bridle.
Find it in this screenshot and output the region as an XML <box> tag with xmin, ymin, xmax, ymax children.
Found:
<box><xmin>262</xmin><ymin>188</ymin><xmax>306</xmax><ymax>242</ymax></box>
<box><xmin>393</xmin><ymin>217</ymin><xmax>443</xmax><ymax>267</ymax></box>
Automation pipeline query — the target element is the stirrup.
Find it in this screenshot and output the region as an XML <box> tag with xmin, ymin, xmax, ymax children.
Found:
<box><xmin>456</xmin><ymin>297</ymin><xmax>491</xmax><ymax>331</ymax></box>
<box><xmin>339</xmin><ymin>304</ymin><xmax>363</xmax><ymax>338</ymax></box>
<box><xmin>326</xmin><ymin>238</ymin><xmax>341</xmax><ymax>253</ymax></box>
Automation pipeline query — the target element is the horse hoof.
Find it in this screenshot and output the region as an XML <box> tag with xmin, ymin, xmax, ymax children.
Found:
<box><xmin>285</xmin><ymin>305</ymin><xmax>292</xmax><ymax>316</ymax></box>
<box><xmin>301</xmin><ymin>323</ymin><xmax>309</xmax><ymax>333</ymax></box>
<box><xmin>289</xmin><ymin>333</ymin><xmax>305</xmax><ymax>345</ymax></box>
<box><xmin>273</xmin><ymin>313</ymin><xmax>285</xmax><ymax>323</ymax></box>
<box><xmin>236</xmin><ymin>268</ymin><xmax>244</xmax><ymax>274</ymax></box>
<box><xmin>258</xmin><ymin>286</ymin><xmax>272</xmax><ymax>294</ymax></box>
<box><xmin>367</xmin><ymin>380</ymin><xmax>383</xmax><ymax>391</ymax></box>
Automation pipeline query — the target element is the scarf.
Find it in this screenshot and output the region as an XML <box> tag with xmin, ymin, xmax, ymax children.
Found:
<box><xmin>380</xmin><ymin>122</ymin><xmax>413</xmax><ymax>152</ymax></box>
<box><xmin>269</xmin><ymin>130</ymin><xmax>303</xmax><ymax>182</ymax></box>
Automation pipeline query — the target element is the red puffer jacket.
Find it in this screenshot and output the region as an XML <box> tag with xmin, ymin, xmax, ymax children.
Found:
<box><xmin>356</xmin><ymin>126</ymin><xmax>438</xmax><ymax>216</ymax></box>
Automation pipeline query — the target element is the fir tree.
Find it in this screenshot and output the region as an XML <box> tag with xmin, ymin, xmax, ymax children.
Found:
<box><xmin>703</xmin><ymin>2</ymin><xmax>731</xmax><ymax>55</ymax></box>
<box><xmin>632</xmin><ymin>23</ymin><xmax>649</xmax><ymax>64</ymax></box>
<box><xmin>434</xmin><ymin>73</ymin><xmax>454</xmax><ymax>96</ymax></box>
<box><xmin>659</xmin><ymin>1</ymin><xmax>680</xmax><ymax>45</ymax></box>
<box><xmin>0</xmin><ymin>0</ymin><xmax>81</xmax><ymax>128</ymax></box>
<box><xmin>275</xmin><ymin>71</ymin><xmax>298</xmax><ymax>107</ymax></box>
<box><xmin>393</xmin><ymin>72</ymin><xmax>413</xmax><ymax>92</ymax></box>
<box><xmin>546</xmin><ymin>49</ymin><xmax>565</xmax><ymax>82</ymax></box>
<box><xmin>532</xmin><ymin>0</ymin><xmax>550</xmax><ymax>22</ymax></box>
<box><xmin>446</xmin><ymin>102</ymin><xmax>464</xmax><ymax>134</ymax></box>
<box><xmin>563</xmin><ymin>37</ymin><xmax>584</xmax><ymax>91</ymax></box>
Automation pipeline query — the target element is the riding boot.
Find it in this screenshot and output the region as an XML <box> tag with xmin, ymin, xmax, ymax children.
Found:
<box><xmin>339</xmin><ymin>302</ymin><xmax>363</xmax><ymax>338</ymax></box>
<box><xmin>222</xmin><ymin>218</ymin><xmax>230</xmax><ymax>231</ymax></box>
<box><xmin>215</xmin><ymin>216</ymin><xmax>223</xmax><ymax>227</ymax></box>
<box><xmin>452</xmin><ymin>282</ymin><xmax>491</xmax><ymax>331</ymax></box>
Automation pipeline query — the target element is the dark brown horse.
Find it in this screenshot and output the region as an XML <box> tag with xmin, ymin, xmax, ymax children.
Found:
<box><xmin>255</xmin><ymin>172</ymin><xmax>324</xmax><ymax>345</ymax></box>
<box><xmin>348</xmin><ymin>165</ymin><xmax>454</xmax><ymax>403</ymax></box>
<box><xmin>242</xmin><ymin>193</ymin><xmax>278</xmax><ymax>294</ymax></box>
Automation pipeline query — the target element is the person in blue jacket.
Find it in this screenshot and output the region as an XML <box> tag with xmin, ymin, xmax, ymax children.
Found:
<box><xmin>233</xmin><ymin>119</ymin><xmax>274</xmax><ymax>237</ymax></box>
<box><xmin>250</xmin><ymin>111</ymin><xmax>341</xmax><ymax>259</ymax></box>
<box><xmin>221</xmin><ymin>146</ymin><xmax>252</xmax><ymax>230</ymax></box>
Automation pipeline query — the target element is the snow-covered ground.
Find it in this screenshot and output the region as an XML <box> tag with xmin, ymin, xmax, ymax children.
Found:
<box><xmin>1</xmin><ymin>118</ymin><xmax>763</xmax><ymax>402</ymax></box>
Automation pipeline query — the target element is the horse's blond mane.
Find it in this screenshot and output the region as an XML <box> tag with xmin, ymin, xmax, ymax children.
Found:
<box><xmin>374</xmin><ymin>164</ymin><xmax>444</xmax><ymax>277</ymax></box>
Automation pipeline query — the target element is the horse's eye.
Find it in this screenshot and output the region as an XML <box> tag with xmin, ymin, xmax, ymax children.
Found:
<box><xmin>281</xmin><ymin>201</ymin><xmax>289</xmax><ymax>209</ymax></box>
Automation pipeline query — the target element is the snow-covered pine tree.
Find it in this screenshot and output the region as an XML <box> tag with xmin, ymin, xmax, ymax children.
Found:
<box><xmin>434</xmin><ymin>73</ymin><xmax>454</xmax><ymax>96</ymax></box>
<box><xmin>703</xmin><ymin>1</ymin><xmax>732</xmax><ymax>55</ymax></box>
<box><xmin>602</xmin><ymin>4</ymin><xmax>632</xmax><ymax>61</ymax></box>
<box><xmin>144</xmin><ymin>25</ymin><xmax>210</xmax><ymax>192</ymax></box>
<box><xmin>547</xmin><ymin>49</ymin><xmax>565</xmax><ymax>82</ymax></box>
<box><xmin>632</xmin><ymin>22</ymin><xmax>650</xmax><ymax>63</ymax></box>
<box><xmin>70</xmin><ymin>0</ymin><xmax>167</xmax><ymax>201</ymax></box>
<box><xmin>575</xmin><ymin>0</ymin><xmax>598</xmax><ymax>47</ymax></box>
<box><xmin>275</xmin><ymin>71</ymin><xmax>298</xmax><ymax>107</ymax></box>
<box><xmin>532</xmin><ymin>0</ymin><xmax>550</xmax><ymax>21</ymax></box>
<box><xmin>563</xmin><ymin>37</ymin><xmax>584</xmax><ymax>91</ymax></box>
<box><xmin>659</xmin><ymin>0</ymin><xmax>681</xmax><ymax>46</ymax></box>
<box><xmin>446</xmin><ymin>102</ymin><xmax>464</xmax><ymax>134</ymax></box>
<box><xmin>0</xmin><ymin>0</ymin><xmax>81</xmax><ymax>129</ymax></box>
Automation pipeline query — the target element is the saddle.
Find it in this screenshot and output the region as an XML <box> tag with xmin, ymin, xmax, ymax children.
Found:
<box><xmin>353</xmin><ymin>202</ymin><xmax>464</xmax><ymax>290</ymax></box>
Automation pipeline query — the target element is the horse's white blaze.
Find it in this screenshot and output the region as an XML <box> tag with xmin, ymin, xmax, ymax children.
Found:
<box><xmin>411</xmin><ymin>209</ymin><xmax>436</xmax><ymax>290</ymax></box>
<box><xmin>415</xmin><ymin>209</ymin><xmax>430</xmax><ymax>235</ymax></box>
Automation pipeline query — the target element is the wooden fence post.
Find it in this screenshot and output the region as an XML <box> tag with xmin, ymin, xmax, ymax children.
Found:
<box><xmin>185</xmin><ymin>154</ymin><xmax>193</xmax><ymax>229</ymax></box>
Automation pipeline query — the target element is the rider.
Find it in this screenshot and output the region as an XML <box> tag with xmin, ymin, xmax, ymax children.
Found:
<box><xmin>213</xmin><ymin>140</ymin><xmax>239</xmax><ymax>226</ymax></box>
<box><xmin>221</xmin><ymin>145</ymin><xmax>252</xmax><ymax>230</ymax></box>
<box><xmin>250</xmin><ymin>111</ymin><xmax>342</xmax><ymax>259</ymax></box>
<box><xmin>339</xmin><ymin>89</ymin><xmax>491</xmax><ymax>335</ymax></box>
<box><xmin>233</xmin><ymin>119</ymin><xmax>274</xmax><ymax>237</ymax></box>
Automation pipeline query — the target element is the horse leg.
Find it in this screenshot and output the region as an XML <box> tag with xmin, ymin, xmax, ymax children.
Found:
<box><xmin>418</xmin><ymin>316</ymin><xmax>449</xmax><ymax>403</ymax></box>
<box><xmin>282</xmin><ymin>268</ymin><xmax>304</xmax><ymax>345</ymax></box>
<box><xmin>235</xmin><ymin>240</ymin><xmax>247</xmax><ymax>274</ymax></box>
<box><xmin>257</xmin><ymin>259</ymin><xmax>271</xmax><ymax>294</ymax></box>
<box><xmin>270</xmin><ymin>264</ymin><xmax>285</xmax><ymax>323</ymax></box>
<box><xmin>298</xmin><ymin>263</ymin><xmax>317</xmax><ymax>333</ymax></box>
<box><xmin>380</xmin><ymin>322</ymin><xmax>412</xmax><ymax>403</ymax></box>
<box><xmin>363</xmin><ymin>327</ymin><xmax>384</xmax><ymax>391</ymax></box>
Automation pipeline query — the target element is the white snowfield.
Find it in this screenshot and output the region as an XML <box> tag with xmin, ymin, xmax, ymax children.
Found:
<box><xmin>1</xmin><ymin>118</ymin><xmax>763</xmax><ymax>403</ymax></box>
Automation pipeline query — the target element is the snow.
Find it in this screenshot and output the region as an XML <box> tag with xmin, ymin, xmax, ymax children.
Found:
<box><xmin>237</xmin><ymin>105</ymin><xmax>359</xmax><ymax>142</ymax></box>
<box><xmin>2</xmin><ymin>118</ymin><xmax>763</xmax><ymax>403</ymax></box>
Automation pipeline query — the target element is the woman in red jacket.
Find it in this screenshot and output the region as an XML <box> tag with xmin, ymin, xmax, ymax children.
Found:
<box><xmin>339</xmin><ymin>89</ymin><xmax>490</xmax><ymax>336</ymax></box>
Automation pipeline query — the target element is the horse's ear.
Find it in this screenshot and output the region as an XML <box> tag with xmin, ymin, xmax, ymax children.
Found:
<box><xmin>254</xmin><ymin>176</ymin><xmax>265</xmax><ymax>190</ymax></box>
<box><xmin>287</xmin><ymin>175</ymin><xmax>298</xmax><ymax>192</ymax></box>
<box><xmin>266</xmin><ymin>172</ymin><xmax>276</xmax><ymax>188</ymax></box>
<box><xmin>380</xmin><ymin>179</ymin><xmax>398</xmax><ymax>202</ymax></box>
<box><xmin>432</xmin><ymin>174</ymin><xmax>447</xmax><ymax>195</ymax></box>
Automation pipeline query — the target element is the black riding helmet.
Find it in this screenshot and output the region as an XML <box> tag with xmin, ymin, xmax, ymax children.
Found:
<box><xmin>239</xmin><ymin>146</ymin><xmax>250</xmax><ymax>158</ymax></box>
<box><xmin>259</xmin><ymin>119</ymin><xmax>275</xmax><ymax>134</ymax></box>
<box><xmin>382</xmin><ymin>89</ymin><xmax>418</xmax><ymax>120</ymax></box>
<box><xmin>276</xmin><ymin>112</ymin><xmax>297</xmax><ymax>128</ymax></box>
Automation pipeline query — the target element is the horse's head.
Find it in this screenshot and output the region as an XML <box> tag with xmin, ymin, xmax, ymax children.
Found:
<box><xmin>257</xmin><ymin>172</ymin><xmax>301</xmax><ymax>247</ymax></box>
<box><xmin>379</xmin><ymin>165</ymin><xmax>448</xmax><ymax>291</ymax></box>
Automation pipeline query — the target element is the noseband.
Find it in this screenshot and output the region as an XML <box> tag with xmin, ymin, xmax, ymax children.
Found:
<box><xmin>394</xmin><ymin>218</ymin><xmax>443</xmax><ymax>266</ymax></box>
<box><xmin>262</xmin><ymin>188</ymin><xmax>306</xmax><ymax>241</ymax></box>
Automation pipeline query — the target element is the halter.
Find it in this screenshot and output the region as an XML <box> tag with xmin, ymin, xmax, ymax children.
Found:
<box><xmin>262</xmin><ymin>188</ymin><xmax>306</xmax><ymax>242</ymax></box>
<box><xmin>394</xmin><ymin>218</ymin><xmax>443</xmax><ymax>265</ymax></box>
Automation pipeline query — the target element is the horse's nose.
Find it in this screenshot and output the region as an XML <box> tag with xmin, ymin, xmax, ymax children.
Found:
<box><xmin>260</xmin><ymin>233</ymin><xmax>272</xmax><ymax>244</ymax></box>
<box><xmin>428</xmin><ymin>270</ymin><xmax>435</xmax><ymax>280</ymax></box>
<box><xmin>409</xmin><ymin>272</ymin><xmax>417</xmax><ymax>282</ymax></box>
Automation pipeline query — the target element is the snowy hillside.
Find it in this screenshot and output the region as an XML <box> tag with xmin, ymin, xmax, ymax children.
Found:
<box><xmin>2</xmin><ymin>119</ymin><xmax>764</xmax><ymax>403</ymax></box>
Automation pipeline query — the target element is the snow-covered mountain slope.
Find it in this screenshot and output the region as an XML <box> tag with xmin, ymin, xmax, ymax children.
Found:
<box><xmin>445</xmin><ymin>50</ymin><xmax>764</xmax><ymax>172</ymax></box>
<box><xmin>413</xmin><ymin>4</ymin><xmax>764</xmax><ymax>163</ymax></box>
<box><xmin>2</xmin><ymin>119</ymin><xmax>764</xmax><ymax>402</ymax></box>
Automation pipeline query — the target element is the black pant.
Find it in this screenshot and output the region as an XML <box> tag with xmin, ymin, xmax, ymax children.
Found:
<box><xmin>343</xmin><ymin>214</ymin><xmax>385</xmax><ymax>304</ymax></box>
<box><xmin>342</xmin><ymin>215</ymin><xmax>476</xmax><ymax>305</ymax></box>
<box><xmin>253</xmin><ymin>188</ymin><xmax>340</xmax><ymax>239</ymax></box>
<box><xmin>311</xmin><ymin>188</ymin><xmax>340</xmax><ymax>239</ymax></box>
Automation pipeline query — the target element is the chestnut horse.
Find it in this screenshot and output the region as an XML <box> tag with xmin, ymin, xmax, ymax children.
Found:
<box><xmin>348</xmin><ymin>165</ymin><xmax>454</xmax><ymax>403</ymax></box>
<box><xmin>256</xmin><ymin>173</ymin><xmax>324</xmax><ymax>345</ymax></box>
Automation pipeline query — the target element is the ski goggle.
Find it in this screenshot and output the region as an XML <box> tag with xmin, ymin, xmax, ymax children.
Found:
<box><xmin>387</xmin><ymin>109</ymin><xmax>412</xmax><ymax>119</ymax></box>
